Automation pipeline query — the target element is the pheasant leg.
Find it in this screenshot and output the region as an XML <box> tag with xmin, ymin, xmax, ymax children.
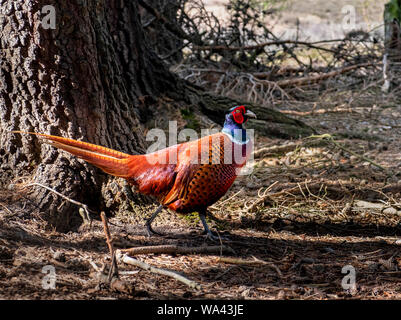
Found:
<box><xmin>199</xmin><ymin>212</ymin><xmax>223</xmax><ymax>241</ymax></box>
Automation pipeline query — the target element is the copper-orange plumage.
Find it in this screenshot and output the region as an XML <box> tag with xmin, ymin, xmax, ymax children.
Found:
<box><xmin>14</xmin><ymin>106</ymin><xmax>256</xmax><ymax>239</ymax></box>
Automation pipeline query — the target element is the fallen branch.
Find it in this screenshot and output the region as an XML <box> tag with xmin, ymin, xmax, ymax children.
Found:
<box><xmin>120</xmin><ymin>244</ymin><xmax>234</xmax><ymax>256</ymax></box>
<box><xmin>275</xmin><ymin>63</ymin><xmax>373</xmax><ymax>88</ymax></box>
<box><xmin>117</xmin><ymin>251</ymin><xmax>201</xmax><ymax>290</ymax></box>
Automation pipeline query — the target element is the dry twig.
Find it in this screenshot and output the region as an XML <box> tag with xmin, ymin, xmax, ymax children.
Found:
<box><xmin>117</xmin><ymin>251</ymin><xmax>201</xmax><ymax>290</ymax></box>
<box><xmin>219</xmin><ymin>256</ymin><xmax>282</xmax><ymax>277</ymax></box>
<box><xmin>100</xmin><ymin>212</ymin><xmax>118</xmax><ymax>281</ymax></box>
<box><xmin>275</xmin><ymin>63</ymin><xmax>373</xmax><ymax>88</ymax></box>
<box><xmin>26</xmin><ymin>182</ymin><xmax>93</xmax><ymax>225</ymax></box>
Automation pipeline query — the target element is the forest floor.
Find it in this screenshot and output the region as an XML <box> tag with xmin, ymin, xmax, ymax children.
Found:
<box><xmin>1</xmin><ymin>76</ymin><xmax>401</xmax><ymax>299</ymax></box>
<box><xmin>1</xmin><ymin>0</ymin><xmax>401</xmax><ymax>301</ymax></box>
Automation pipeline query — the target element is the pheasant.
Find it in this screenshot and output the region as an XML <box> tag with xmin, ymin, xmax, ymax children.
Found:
<box><xmin>14</xmin><ymin>105</ymin><xmax>256</xmax><ymax>239</ymax></box>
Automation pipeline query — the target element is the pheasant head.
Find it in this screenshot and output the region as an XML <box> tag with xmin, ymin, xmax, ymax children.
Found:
<box><xmin>222</xmin><ymin>105</ymin><xmax>256</xmax><ymax>143</ymax></box>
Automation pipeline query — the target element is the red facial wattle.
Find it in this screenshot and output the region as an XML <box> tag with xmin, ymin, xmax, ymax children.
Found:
<box><xmin>232</xmin><ymin>105</ymin><xmax>246</xmax><ymax>124</ymax></box>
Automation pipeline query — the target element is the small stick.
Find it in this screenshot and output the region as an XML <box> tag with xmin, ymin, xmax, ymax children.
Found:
<box><xmin>100</xmin><ymin>211</ymin><xmax>118</xmax><ymax>281</ymax></box>
<box><xmin>219</xmin><ymin>256</ymin><xmax>282</xmax><ymax>277</ymax></box>
<box><xmin>275</xmin><ymin>63</ymin><xmax>372</xmax><ymax>88</ymax></box>
<box><xmin>117</xmin><ymin>251</ymin><xmax>201</xmax><ymax>290</ymax></box>
<box><xmin>120</xmin><ymin>244</ymin><xmax>234</xmax><ymax>256</ymax></box>
<box><xmin>211</xmin><ymin>188</ymin><xmax>244</xmax><ymax>208</ymax></box>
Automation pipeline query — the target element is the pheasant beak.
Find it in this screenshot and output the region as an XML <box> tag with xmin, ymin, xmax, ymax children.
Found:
<box><xmin>244</xmin><ymin>110</ymin><xmax>257</xmax><ymax>119</ymax></box>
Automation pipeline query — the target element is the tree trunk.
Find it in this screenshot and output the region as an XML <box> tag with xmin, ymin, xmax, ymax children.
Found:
<box><xmin>383</xmin><ymin>0</ymin><xmax>401</xmax><ymax>91</ymax></box>
<box><xmin>0</xmin><ymin>0</ymin><xmax>313</xmax><ymax>231</ymax></box>
<box><xmin>0</xmin><ymin>0</ymin><xmax>172</xmax><ymax>230</ymax></box>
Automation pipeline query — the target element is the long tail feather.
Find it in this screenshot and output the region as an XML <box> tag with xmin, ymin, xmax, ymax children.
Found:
<box><xmin>12</xmin><ymin>131</ymin><xmax>133</xmax><ymax>178</ymax></box>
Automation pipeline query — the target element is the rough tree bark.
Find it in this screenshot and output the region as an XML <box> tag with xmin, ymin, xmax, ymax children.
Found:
<box><xmin>0</xmin><ymin>0</ymin><xmax>313</xmax><ymax>231</ymax></box>
<box><xmin>0</xmin><ymin>0</ymin><xmax>173</xmax><ymax>230</ymax></box>
<box><xmin>383</xmin><ymin>0</ymin><xmax>401</xmax><ymax>91</ymax></box>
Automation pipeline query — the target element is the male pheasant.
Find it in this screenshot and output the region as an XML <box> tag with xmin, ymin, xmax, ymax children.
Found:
<box><xmin>14</xmin><ymin>106</ymin><xmax>256</xmax><ymax>239</ymax></box>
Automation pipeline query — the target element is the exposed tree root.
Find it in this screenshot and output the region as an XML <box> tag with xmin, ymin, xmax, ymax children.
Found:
<box><xmin>119</xmin><ymin>244</ymin><xmax>234</xmax><ymax>256</ymax></box>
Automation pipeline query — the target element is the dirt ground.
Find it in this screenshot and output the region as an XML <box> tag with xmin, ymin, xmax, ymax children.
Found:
<box><xmin>1</xmin><ymin>1</ymin><xmax>401</xmax><ymax>301</ymax></box>
<box><xmin>1</xmin><ymin>81</ymin><xmax>401</xmax><ymax>299</ymax></box>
